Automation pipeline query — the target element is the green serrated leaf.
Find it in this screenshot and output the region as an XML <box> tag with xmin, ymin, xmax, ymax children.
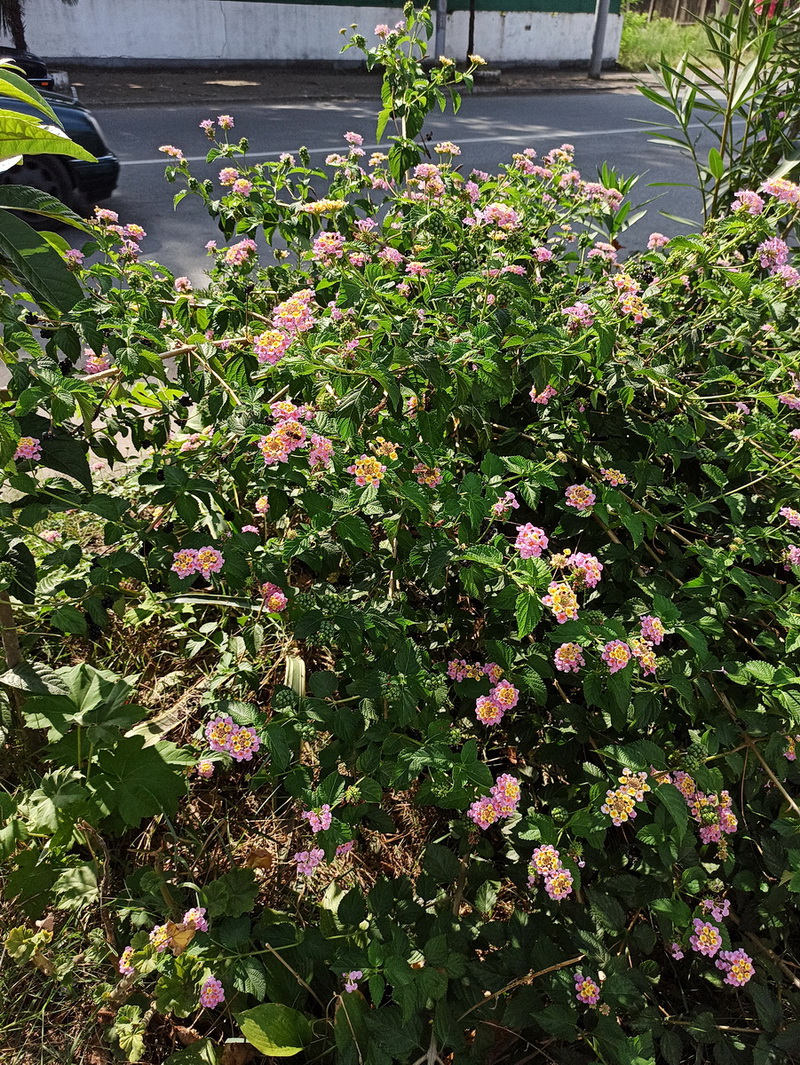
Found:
<box><xmin>237</xmin><ymin>1003</ymin><xmax>312</xmax><ymax>1057</ymax></box>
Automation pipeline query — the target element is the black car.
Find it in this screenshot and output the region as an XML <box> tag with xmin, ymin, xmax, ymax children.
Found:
<box><xmin>0</xmin><ymin>89</ymin><xmax>120</xmax><ymax>207</ymax></box>
<box><xmin>0</xmin><ymin>45</ymin><xmax>54</xmax><ymax>91</ymax></box>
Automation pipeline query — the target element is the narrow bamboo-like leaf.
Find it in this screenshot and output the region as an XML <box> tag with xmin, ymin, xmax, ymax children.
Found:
<box><xmin>284</xmin><ymin>654</ymin><xmax>306</xmax><ymax>697</ymax></box>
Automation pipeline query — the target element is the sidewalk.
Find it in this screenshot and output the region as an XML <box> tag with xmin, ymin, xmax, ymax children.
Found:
<box><xmin>62</xmin><ymin>62</ymin><xmax>655</xmax><ymax>109</ymax></box>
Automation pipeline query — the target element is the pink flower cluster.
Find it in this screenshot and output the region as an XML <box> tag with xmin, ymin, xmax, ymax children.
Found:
<box><xmin>196</xmin><ymin>759</ymin><xmax>214</xmax><ymax>778</ymax></box>
<box><xmin>731</xmin><ymin>189</ymin><xmax>764</xmax><ymax>215</ymax></box>
<box><xmin>149</xmin><ymin>924</ymin><xmax>172</xmax><ymax>952</ymax></box>
<box><xmin>118</xmin><ymin>946</ymin><xmax>135</xmax><ymax>974</ymax></box>
<box><xmin>302</xmin><ymin>804</ymin><xmax>332</xmax><ymax>832</ymax></box>
<box><xmin>476</xmin><ymin>202</ymin><xmax>520</xmax><ymax>230</ymax></box>
<box><xmin>259</xmin><ymin>418</ymin><xmax>307</xmax><ymax>465</ymax></box>
<box><xmin>780</xmin><ymin>506</ymin><xmax>800</xmax><ymax>527</ymax></box>
<box><xmin>529</xmin><ymin>384</ymin><xmax>557</xmax><ymax>405</ymax></box>
<box><xmin>253</xmin><ymin>288</ymin><xmax>316</xmax><ymax>366</ymax></box>
<box><xmin>601</xmin><ymin>640</ymin><xmax>631</xmax><ymax>673</ymax></box>
<box><xmin>312</xmin><ymin>231</ymin><xmax>345</xmax><ymax>262</ymax></box>
<box><xmin>84</xmin><ymin>352</ymin><xmax>112</xmax><ymax>374</ymax></box>
<box><xmin>542</xmin><ymin>581</ymin><xmax>579</xmax><ymax>623</ymax></box>
<box><xmin>347</xmin><ymin>454</ymin><xmax>386</xmax><ymax>487</ymax></box>
<box><xmin>183</xmin><ymin>906</ymin><xmax>208</xmax><ymax>932</ymax></box>
<box><xmin>514</xmin><ymin>523</ymin><xmax>549</xmax><ymax>558</ymax></box>
<box><xmin>447</xmin><ymin>659</ymin><xmax>503</xmax><ymax>683</ymax></box>
<box><xmin>784</xmin><ymin>734</ymin><xmax>799</xmax><ymax>760</ymax></box>
<box><xmin>762</xmin><ymin>177</ymin><xmax>800</xmax><ymax>204</ymax></box>
<box><xmin>601</xmin><ymin>467</ymin><xmax>628</xmax><ymax>486</ymax></box>
<box><xmin>565</xmin><ymin>551</ymin><xmax>603</xmax><ymax>588</ymax></box>
<box><xmin>629</xmin><ymin>637</ymin><xmax>658</xmax><ymax>676</ymax></box>
<box><xmin>564</xmin><ymin>484</ymin><xmax>596</xmax><ymax>512</ymax></box>
<box><xmin>492</xmin><ymin>491</ymin><xmax>519</xmax><ymax>519</ymax></box>
<box><xmin>553</xmin><ymin>642</ymin><xmax>585</xmax><ymax>673</ymax></box>
<box><xmin>689</xmin><ymin>918</ymin><xmax>722</xmax><ymax>957</ymax></box>
<box><xmin>601</xmin><ymin>768</ymin><xmax>651</xmax><ymax>826</ymax></box>
<box><xmin>468</xmin><ymin>774</ymin><xmax>521</xmax><ymax>829</ymax></box>
<box><xmin>294</xmin><ymin>848</ymin><xmax>325</xmax><ymax>876</ymax></box>
<box><xmin>640</xmin><ymin>614</ymin><xmax>666</xmax><ymax>645</ymax></box>
<box><xmin>205</xmin><ymin>715</ymin><xmax>260</xmax><ymax>762</ymax></box>
<box><xmin>700</xmin><ymin>897</ymin><xmax>730</xmax><ymax>923</ymax></box>
<box><xmin>527</xmin><ymin>843</ymin><xmax>574</xmax><ymax>900</ymax></box>
<box><xmin>756</xmin><ymin>236</ymin><xmax>789</xmax><ymax>271</ymax></box>
<box><xmin>588</xmin><ymin>241</ymin><xmax>617</xmax><ymax>263</ymax></box>
<box><xmin>225</xmin><ymin>238</ymin><xmax>257</xmax><ymax>265</ymax></box>
<box><xmin>200</xmin><ymin>976</ymin><xmax>225</xmax><ymax>1008</ymax></box>
<box><xmin>667</xmin><ymin>771</ymin><xmax>738</xmax><ymax>851</ymax></box>
<box><xmin>690</xmin><ymin>788</ymin><xmax>738</xmax><ymax>845</ymax></box>
<box><xmin>562</xmin><ymin>302</ymin><xmax>594</xmax><ymax>331</ymax></box>
<box><xmin>308</xmin><ymin>433</ymin><xmax>334</xmax><ymax>469</ymax></box>
<box><xmin>260</xmin><ymin>582</ymin><xmax>288</xmax><ymax>612</ymax></box>
<box><xmin>582</xmin><ymin>182</ymin><xmax>623</xmax><ymax>211</ymax></box>
<box><xmin>475</xmin><ymin>680</ymin><xmax>520</xmax><ymax>726</ymax></box>
<box><xmin>716</xmin><ymin>949</ymin><xmax>755</xmax><ymax>986</ymax></box>
<box><xmin>378</xmin><ymin>246</ymin><xmax>403</xmax><ymax>266</ymax></box>
<box><xmin>171</xmin><ymin>546</ymin><xmax>224</xmax><ymax>579</ymax></box>
<box><xmin>14</xmin><ymin>436</ymin><xmax>41</xmax><ymax>461</ymax></box>
<box><xmin>254</xmin><ymin>329</ymin><xmax>292</xmax><ymax>365</ymax></box>
<box><xmin>413</xmin><ymin>463</ymin><xmax>443</xmax><ymax>487</ymax></box>
<box><xmin>574</xmin><ymin>972</ymin><xmax>601</xmax><ymax>1004</ymax></box>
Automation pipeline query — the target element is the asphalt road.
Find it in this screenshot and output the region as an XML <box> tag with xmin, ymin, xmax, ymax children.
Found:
<box><xmin>94</xmin><ymin>92</ymin><xmax>702</xmax><ymax>284</ymax></box>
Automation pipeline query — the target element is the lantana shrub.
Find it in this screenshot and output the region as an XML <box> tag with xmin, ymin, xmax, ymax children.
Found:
<box><xmin>2</xmin><ymin>6</ymin><xmax>800</xmax><ymax>1063</ymax></box>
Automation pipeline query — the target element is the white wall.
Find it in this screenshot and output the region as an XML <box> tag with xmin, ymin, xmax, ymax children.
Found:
<box><xmin>9</xmin><ymin>0</ymin><xmax>621</xmax><ymax>65</ymax></box>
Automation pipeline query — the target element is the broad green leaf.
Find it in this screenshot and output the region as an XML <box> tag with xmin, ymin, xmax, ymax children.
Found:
<box><xmin>237</xmin><ymin>1003</ymin><xmax>312</xmax><ymax>1057</ymax></box>
<box><xmin>0</xmin><ymin>114</ymin><xmax>95</xmax><ymax>163</ymax></box>
<box><xmin>0</xmin><ymin>66</ymin><xmax>61</xmax><ymax>123</ymax></box>
<box><xmin>50</xmin><ymin>604</ymin><xmax>87</xmax><ymax>635</ymax></box>
<box><xmin>0</xmin><ymin>184</ymin><xmax>88</xmax><ymax>229</ymax></box>
<box><xmin>336</xmin><ymin>514</ymin><xmax>373</xmax><ymax>552</ymax></box>
<box><xmin>92</xmin><ymin>736</ymin><xmax>187</xmax><ymax>826</ymax></box>
<box><xmin>515</xmin><ymin>590</ymin><xmax>542</xmax><ymax>638</ymax></box>
<box><xmin>0</xmin><ymin>660</ymin><xmax>70</xmax><ymax>695</ymax></box>
<box><xmin>654</xmin><ymin>783</ymin><xmax>689</xmax><ymax>842</ymax></box>
<box><xmin>335</xmin><ymin>992</ymin><xmax>370</xmax><ymax>1058</ymax></box>
<box><xmin>52</xmin><ymin>861</ymin><xmax>99</xmax><ymax>910</ymax></box>
<box><xmin>5</xmin><ymin>538</ymin><xmax>36</xmax><ymax>604</ymax></box>
<box><xmin>200</xmin><ymin>869</ymin><xmax>259</xmax><ymax>919</ymax></box>
<box><xmin>707</xmin><ymin>147</ymin><xmax>724</xmax><ymax>180</ymax></box>
<box><xmin>22</xmin><ymin>769</ymin><xmax>90</xmax><ymax>834</ymax></box>
<box><xmin>164</xmin><ymin>1039</ymin><xmax>220</xmax><ymax>1065</ymax></box>
<box><xmin>0</xmin><ymin>210</ymin><xmax>83</xmax><ymax>311</ymax></box>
